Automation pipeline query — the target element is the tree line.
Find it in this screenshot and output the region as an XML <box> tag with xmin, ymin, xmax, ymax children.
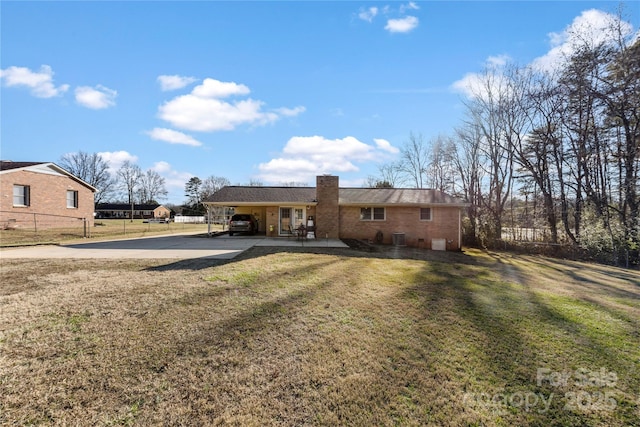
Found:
<box><xmin>59</xmin><ymin>153</ymin><xmax>169</xmax><ymax>206</ymax></box>
<box><xmin>58</xmin><ymin>152</ymin><xmax>230</xmax><ymax>216</ymax></box>
<box><xmin>368</xmin><ymin>13</ymin><xmax>639</xmax><ymax>266</ymax></box>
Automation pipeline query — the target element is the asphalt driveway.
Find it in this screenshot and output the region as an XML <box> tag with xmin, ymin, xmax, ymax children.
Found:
<box><xmin>0</xmin><ymin>233</ymin><xmax>347</xmax><ymax>260</ymax></box>
<box><xmin>0</xmin><ymin>234</ymin><xmax>261</xmax><ymax>260</ymax></box>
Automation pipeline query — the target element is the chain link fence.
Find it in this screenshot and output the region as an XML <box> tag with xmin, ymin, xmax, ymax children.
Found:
<box><xmin>1</xmin><ymin>211</ymin><xmax>91</xmax><ymax>245</ymax></box>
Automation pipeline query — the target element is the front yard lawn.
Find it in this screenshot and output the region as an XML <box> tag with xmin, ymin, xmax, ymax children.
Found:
<box><xmin>0</xmin><ymin>247</ymin><xmax>638</xmax><ymax>426</ymax></box>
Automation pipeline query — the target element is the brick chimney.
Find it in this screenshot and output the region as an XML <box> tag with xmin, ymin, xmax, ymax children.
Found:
<box><xmin>315</xmin><ymin>175</ymin><xmax>340</xmax><ymax>239</ymax></box>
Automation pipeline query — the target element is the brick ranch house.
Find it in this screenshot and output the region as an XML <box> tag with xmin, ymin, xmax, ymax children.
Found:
<box><xmin>95</xmin><ymin>203</ymin><xmax>172</xmax><ymax>220</ymax></box>
<box><xmin>0</xmin><ymin>161</ymin><xmax>96</xmax><ymax>229</ymax></box>
<box><xmin>205</xmin><ymin>175</ymin><xmax>468</xmax><ymax>250</ymax></box>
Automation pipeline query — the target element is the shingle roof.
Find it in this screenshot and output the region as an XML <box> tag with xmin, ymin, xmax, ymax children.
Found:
<box><xmin>339</xmin><ymin>188</ymin><xmax>466</xmax><ymax>206</ymax></box>
<box><xmin>0</xmin><ymin>161</ymin><xmax>46</xmax><ymax>171</ymax></box>
<box><xmin>96</xmin><ymin>203</ymin><xmax>164</xmax><ymax>211</ymax></box>
<box><xmin>206</xmin><ymin>186</ymin><xmax>467</xmax><ymax>206</ymax></box>
<box><xmin>0</xmin><ymin>161</ymin><xmax>97</xmax><ymax>192</ymax></box>
<box><xmin>207</xmin><ymin>186</ymin><xmax>317</xmax><ymax>205</ymax></box>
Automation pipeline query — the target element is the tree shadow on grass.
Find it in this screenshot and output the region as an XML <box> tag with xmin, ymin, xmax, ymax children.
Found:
<box><xmin>420</xmin><ymin>261</ymin><xmax>536</xmax><ymax>384</ymax></box>
<box><xmin>143</xmin><ymin>253</ymin><xmax>343</xmax><ymax>361</ymax></box>
<box><xmin>143</xmin><ymin>242</ymin><xmax>476</xmax><ymax>272</ymax></box>
<box><xmin>400</xmin><ymin>253</ymin><xmax>640</xmax><ymax>425</ymax></box>
<box><xmin>522</xmin><ymin>255</ymin><xmax>640</xmax><ymax>298</ymax></box>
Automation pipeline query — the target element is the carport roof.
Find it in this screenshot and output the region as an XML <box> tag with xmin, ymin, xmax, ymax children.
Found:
<box><xmin>206</xmin><ymin>186</ymin><xmax>318</xmax><ymax>206</ymax></box>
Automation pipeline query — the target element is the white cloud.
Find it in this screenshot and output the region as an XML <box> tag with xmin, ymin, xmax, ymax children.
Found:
<box><xmin>274</xmin><ymin>106</ymin><xmax>307</xmax><ymax>117</ymax></box>
<box><xmin>257</xmin><ymin>158</ymin><xmax>323</xmax><ymax>184</ymax></box>
<box><xmin>150</xmin><ymin>161</ymin><xmax>193</xmax><ymax>194</ymax></box>
<box><xmin>191</xmin><ymin>78</ymin><xmax>250</xmax><ymax>98</ymax></box>
<box><xmin>151</xmin><ymin>160</ymin><xmax>172</xmax><ymax>174</ymax></box>
<box><xmin>451</xmin><ymin>70</ymin><xmax>510</xmax><ymax>101</ymax></box>
<box><xmin>486</xmin><ymin>54</ymin><xmax>511</xmax><ymax>68</ymax></box>
<box><xmin>451</xmin><ymin>73</ymin><xmax>484</xmax><ymax>98</ymax></box>
<box><xmin>359</xmin><ymin>6</ymin><xmax>378</xmax><ymax>22</ymax></box>
<box><xmin>385</xmin><ymin>16</ymin><xmax>419</xmax><ymax>33</ymax></box>
<box><xmin>159</xmin><ymin>95</ymin><xmax>268</xmax><ymax>132</ymax></box>
<box><xmin>157</xmin><ymin>74</ymin><xmax>198</xmax><ymax>91</ymax></box>
<box><xmin>532</xmin><ymin>9</ymin><xmax>635</xmax><ymax>72</ymax></box>
<box><xmin>146</xmin><ymin>127</ymin><xmax>203</xmax><ymax>147</ymax></box>
<box><xmin>0</xmin><ymin>64</ymin><xmax>69</xmax><ymax>98</ymax></box>
<box><xmin>98</xmin><ymin>151</ymin><xmax>138</xmax><ymax>173</ymax></box>
<box><xmin>257</xmin><ymin>135</ymin><xmax>399</xmax><ymax>184</ymax></box>
<box><xmin>358</xmin><ymin>4</ymin><xmax>420</xmax><ymax>33</ymax></box>
<box><xmin>451</xmin><ymin>9</ymin><xmax>637</xmax><ymax>101</ymax></box>
<box><xmin>283</xmin><ymin>135</ymin><xmax>374</xmax><ymax>164</ymax></box>
<box><xmin>451</xmin><ymin>53</ymin><xmax>512</xmax><ymax>99</ymax></box>
<box><xmin>399</xmin><ymin>2</ymin><xmax>419</xmax><ymax>13</ymax></box>
<box><xmin>158</xmin><ymin>77</ymin><xmax>304</xmax><ymax>132</ymax></box>
<box><xmin>75</xmin><ymin>85</ymin><xmax>117</xmax><ymax>109</ymax></box>
<box><xmin>374</xmin><ymin>138</ymin><xmax>400</xmax><ymax>154</ymax></box>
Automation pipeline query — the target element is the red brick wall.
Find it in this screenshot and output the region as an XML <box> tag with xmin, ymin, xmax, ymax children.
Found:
<box><xmin>338</xmin><ymin>205</ymin><xmax>462</xmax><ymax>249</ymax></box>
<box><xmin>0</xmin><ymin>170</ymin><xmax>95</xmax><ymax>229</ymax></box>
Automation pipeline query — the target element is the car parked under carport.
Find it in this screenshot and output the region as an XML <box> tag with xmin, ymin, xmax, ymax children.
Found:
<box><xmin>228</xmin><ymin>214</ymin><xmax>258</xmax><ymax>236</ymax></box>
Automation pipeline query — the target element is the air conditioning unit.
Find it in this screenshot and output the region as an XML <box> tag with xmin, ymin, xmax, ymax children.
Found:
<box><xmin>392</xmin><ymin>233</ymin><xmax>406</xmax><ymax>246</ymax></box>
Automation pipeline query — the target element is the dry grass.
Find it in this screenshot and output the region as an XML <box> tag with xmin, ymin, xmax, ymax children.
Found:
<box><xmin>0</xmin><ymin>247</ymin><xmax>638</xmax><ymax>426</ymax></box>
<box><xmin>0</xmin><ymin>219</ymin><xmax>216</xmax><ymax>247</ymax></box>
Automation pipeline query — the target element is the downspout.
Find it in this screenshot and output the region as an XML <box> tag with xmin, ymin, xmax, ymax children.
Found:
<box><xmin>458</xmin><ymin>208</ymin><xmax>462</xmax><ymax>250</ymax></box>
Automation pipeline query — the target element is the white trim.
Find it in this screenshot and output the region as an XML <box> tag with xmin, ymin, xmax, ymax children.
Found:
<box><xmin>360</xmin><ymin>206</ymin><xmax>386</xmax><ymax>221</ymax></box>
<box><xmin>419</xmin><ymin>207</ymin><xmax>433</xmax><ymax>221</ymax></box>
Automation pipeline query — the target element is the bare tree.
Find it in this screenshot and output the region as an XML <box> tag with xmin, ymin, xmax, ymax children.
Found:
<box><xmin>364</xmin><ymin>176</ymin><xmax>394</xmax><ymax>188</ymax></box>
<box><xmin>464</xmin><ymin>67</ymin><xmax>515</xmax><ymax>240</ymax></box>
<box><xmin>116</xmin><ymin>161</ymin><xmax>142</xmax><ymax>221</ymax></box>
<box><xmin>555</xmin><ymin>10</ymin><xmax>639</xmax><ymax>264</ymax></box>
<box><xmin>599</xmin><ymin>34</ymin><xmax>640</xmax><ymax>263</ymax></box>
<box><xmin>200</xmin><ymin>175</ymin><xmax>231</xmax><ymax>223</ymax></box>
<box><xmin>397</xmin><ymin>132</ymin><xmax>430</xmax><ymax>188</ymax></box>
<box><xmin>200</xmin><ymin>176</ymin><xmax>231</xmax><ymax>201</ymax></box>
<box><xmin>453</xmin><ymin>119</ymin><xmax>486</xmax><ymax>245</ymax></box>
<box><xmin>59</xmin><ymin>151</ymin><xmax>115</xmax><ymax>204</ymax></box>
<box><xmin>448</xmin><ymin>9</ymin><xmax>638</xmax><ymax>264</ymax></box>
<box><xmin>426</xmin><ymin>135</ymin><xmax>457</xmax><ymax>193</ymax></box>
<box><xmin>504</xmin><ymin>65</ymin><xmax>565</xmax><ymax>244</ymax></box>
<box><xmin>137</xmin><ymin>169</ymin><xmax>168</xmax><ymax>204</ymax></box>
<box><xmin>365</xmin><ymin>162</ymin><xmax>404</xmax><ymax>188</ymax></box>
<box><xmin>279</xmin><ymin>181</ymin><xmax>309</xmax><ymax>187</ymax></box>
<box><xmin>378</xmin><ymin>162</ymin><xmax>404</xmax><ymax>187</ymax></box>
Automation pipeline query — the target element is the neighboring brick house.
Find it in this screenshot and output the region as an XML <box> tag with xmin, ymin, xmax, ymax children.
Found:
<box><xmin>0</xmin><ymin>161</ymin><xmax>96</xmax><ymax>229</ymax></box>
<box><xmin>205</xmin><ymin>175</ymin><xmax>468</xmax><ymax>250</ymax></box>
<box><xmin>95</xmin><ymin>203</ymin><xmax>171</xmax><ymax>219</ymax></box>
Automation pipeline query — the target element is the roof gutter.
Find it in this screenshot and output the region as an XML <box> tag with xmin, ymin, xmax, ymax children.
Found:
<box><xmin>203</xmin><ymin>201</ymin><xmax>319</xmax><ymax>207</ymax></box>
<box><xmin>338</xmin><ymin>202</ymin><xmax>470</xmax><ymax>208</ymax></box>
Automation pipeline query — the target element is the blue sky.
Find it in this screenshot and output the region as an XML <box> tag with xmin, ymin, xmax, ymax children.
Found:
<box><xmin>2</xmin><ymin>1</ymin><xmax>638</xmax><ymax>204</ymax></box>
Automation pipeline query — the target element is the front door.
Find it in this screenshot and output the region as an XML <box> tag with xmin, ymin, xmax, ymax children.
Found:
<box><xmin>279</xmin><ymin>207</ymin><xmax>305</xmax><ymax>235</ymax></box>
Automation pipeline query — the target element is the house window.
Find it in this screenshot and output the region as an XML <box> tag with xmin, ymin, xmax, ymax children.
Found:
<box><xmin>360</xmin><ymin>207</ymin><xmax>385</xmax><ymax>221</ymax></box>
<box><xmin>66</xmin><ymin>190</ymin><xmax>78</xmax><ymax>208</ymax></box>
<box><xmin>13</xmin><ymin>185</ymin><xmax>30</xmax><ymax>207</ymax></box>
<box><xmin>420</xmin><ymin>207</ymin><xmax>432</xmax><ymax>221</ymax></box>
